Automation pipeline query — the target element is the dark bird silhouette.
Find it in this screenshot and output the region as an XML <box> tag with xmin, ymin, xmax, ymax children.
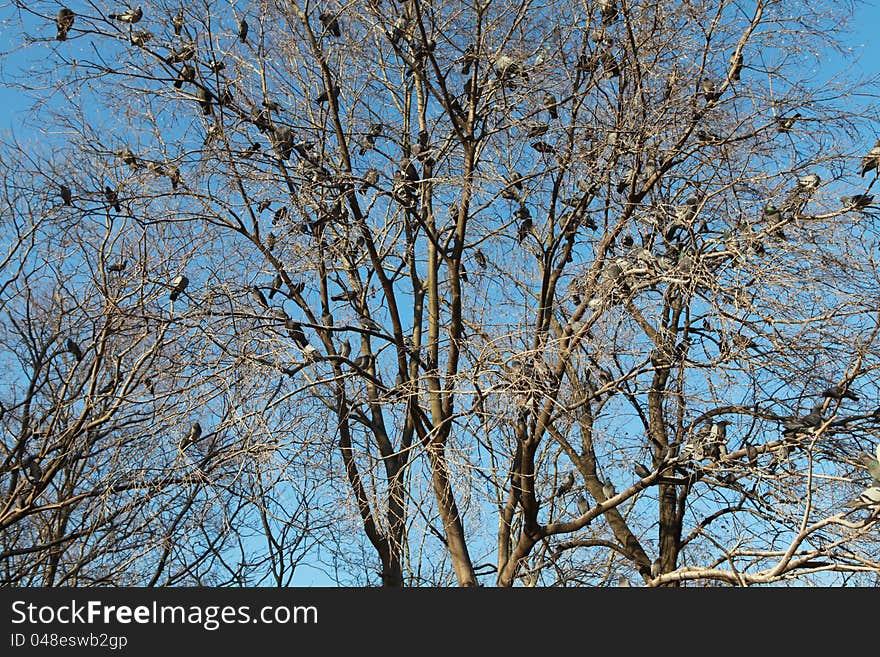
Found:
<box><xmin>172</xmin><ymin>9</ymin><xmax>184</xmax><ymax>36</ymax></box>
<box><xmin>782</xmin><ymin>404</ymin><xmax>825</xmax><ymax>435</ymax></box>
<box><xmin>182</xmin><ymin>421</ymin><xmax>202</xmax><ymax>448</ymax></box>
<box><xmin>361</xmin><ymin>168</ymin><xmax>379</xmax><ymax>190</ymax></box>
<box><xmin>250</xmin><ymin>285</ymin><xmax>269</xmax><ymax>310</ymax></box>
<box><xmin>66</xmin><ymin>337</ymin><xmax>83</xmax><ymax>361</ymax></box>
<box><xmin>109</xmin><ymin>6</ymin><xmax>143</xmax><ymax>23</ymax></box>
<box><xmin>338</xmin><ymin>339</ymin><xmax>351</xmax><ymax>359</ymax></box>
<box><xmin>474</xmin><ymin>249</ymin><xmax>487</xmax><ymax>269</ymax></box>
<box><xmin>543</xmin><ymin>92</ymin><xmax>558</xmax><ymax>119</ymax></box>
<box><xmin>130</xmin><ymin>29</ymin><xmax>152</xmax><ymax>45</ymax></box>
<box><xmin>319</xmin><ymin>11</ymin><xmax>341</xmax><ymax>37</ymax></box>
<box><xmin>196</xmin><ymin>87</ymin><xmax>213</xmax><ymax>115</ymax></box>
<box><xmin>108</xmin><ymin>259</ymin><xmax>127</xmax><ymax>273</ymax></box>
<box><xmin>515</xmin><ymin>205</ymin><xmax>533</xmax><ymax>243</ymax></box>
<box><xmin>166</xmin><ymin>42</ymin><xmax>196</xmax><ymax>63</ymax></box>
<box><xmin>859</xmin><ymin>139</ymin><xmax>880</xmax><ymax>177</ymax></box>
<box><xmin>331</xmin><ymin>289</ymin><xmax>359</xmax><ymax>302</ymax></box>
<box><xmin>207</xmin><ymin>58</ymin><xmax>226</xmax><ymax>74</ymax></box>
<box><xmin>168</xmin><ymin>274</ymin><xmax>189</xmax><ymax>301</ymax></box>
<box><xmin>174</xmin><ymin>63</ymin><xmax>195</xmax><ymax>88</ymax></box>
<box><xmin>104</xmin><ymin>186</ymin><xmax>121</xmax><ymax>212</ymax></box>
<box><xmin>633</xmin><ymin>462</ymin><xmax>651</xmax><ymax>479</ymax></box>
<box><xmin>526</xmin><ymin>122</ymin><xmax>549</xmax><ymax>138</ymax></box>
<box><xmin>22</xmin><ymin>455</ymin><xmax>42</xmax><ymax>484</ymax></box>
<box><xmin>841</xmin><ymin>194</ymin><xmax>874</xmax><ymax>211</ymax></box>
<box><xmin>59</xmin><ymin>184</ymin><xmax>72</xmax><ymax>206</ymax></box>
<box><xmin>314</xmin><ymin>85</ymin><xmax>340</xmax><ymax>105</ymax></box>
<box><xmin>389</xmin><ymin>16</ymin><xmax>409</xmax><ymax>47</ymax></box>
<box><xmin>56</xmin><ymin>7</ymin><xmax>75</xmax><ymax>41</ymax></box>
<box><xmin>821</xmin><ymin>384</ymin><xmax>858</xmax><ymax>401</ymax></box>
<box><xmin>775</xmin><ymin>113</ymin><xmax>801</xmax><ymax>133</ymax></box>
<box><xmin>530</xmin><ymin>140</ymin><xmax>556</xmax><ymax>154</ymax></box>
<box><xmin>268</xmin><ymin>274</ymin><xmax>282</xmax><ymax>299</ymax></box>
<box><xmin>555</xmin><ymin>470</ymin><xmax>575</xmax><ymax>497</ymax></box>
<box><xmin>701</xmin><ymin>77</ymin><xmax>722</xmax><ymax>104</ymax></box>
<box><xmin>352</xmin><ymin>354</ymin><xmax>372</xmax><ymax>370</ymax></box>
<box><xmin>285</xmin><ymin>319</ymin><xmax>309</xmax><ymax>348</ymax></box>
<box><xmin>238</xmin><ymin>18</ymin><xmax>248</xmax><ymax>43</ymax></box>
<box><xmin>746</xmin><ymin>443</ymin><xmax>758</xmax><ymax>465</ymax></box>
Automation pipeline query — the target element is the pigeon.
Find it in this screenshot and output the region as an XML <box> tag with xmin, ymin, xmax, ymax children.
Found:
<box><xmin>555</xmin><ymin>470</ymin><xmax>575</xmax><ymax>497</ymax></box>
<box><xmin>700</xmin><ymin>77</ymin><xmax>722</xmax><ymax>104</ymax></box>
<box><xmin>124</xmin><ymin>26</ymin><xmax>152</xmax><ymax>43</ymax></box>
<box><xmin>56</xmin><ymin>7</ymin><xmax>75</xmax><ymax>41</ymax></box>
<box><xmin>314</xmin><ymin>85</ymin><xmax>340</xmax><ymax>104</ymax></box>
<box><xmin>174</xmin><ymin>63</ymin><xmax>195</xmax><ymax>89</ymax></box>
<box><xmin>196</xmin><ymin>87</ymin><xmax>213</xmax><ymax>115</ymax></box>
<box><xmin>338</xmin><ymin>339</ymin><xmax>352</xmax><ymax>359</ymax></box>
<box><xmin>285</xmin><ymin>319</ymin><xmax>309</xmax><ymax>348</ymax></box>
<box><xmin>709</xmin><ymin>419</ymin><xmax>732</xmax><ymax>446</ymax></box>
<box><xmin>858</xmin><ymin>452</ymin><xmax>880</xmax><ymax>483</ymax></box>
<box><xmin>543</xmin><ymin>92</ymin><xmax>558</xmax><ymax>120</ymax></box>
<box><xmin>633</xmin><ymin>462</ymin><xmax>651</xmax><ymax>479</ymax></box>
<box><xmin>821</xmin><ymin>385</ymin><xmax>859</xmax><ymax>402</ymax></box>
<box><xmin>602</xmin><ymin>480</ymin><xmax>616</xmax><ymax>499</ymax></box>
<box><xmin>207</xmin><ymin>59</ymin><xmax>226</xmax><ymax>74</ymax></box>
<box><xmin>265</xmin><ymin>232</ymin><xmax>276</xmax><ymax>251</ymax></box>
<box><xmin>331</xmin><ymin>289</ymin><xmax>359</xmax><ymax>302</ymax></box>
<box><xmin>474</xmin><ymin>249</ymin><xmax>487</xmax><ymax>269</ymax></box>
<box><xmin>104</xmin><ymin>186</ymin><xmax>121</xmax><ymax>212</ymax></box>
<box><xmin>238</xmin><ymin>18</ymin><xmax>248</xmax><ymax>43</ymax></box>
<box><xmin>166</xmin><ymin>166</ymin><xmax>183</xmax><ymax>190</ymax></box>
<box><xmin>361</xmin><ymin>317</ymin><xmax>383</xmax><ymax>333</ymax></box>
<box><xmin>780</xmin><ymin>173</ymin><xmax>820</xmax><ymax>216</ymax></box>
<box><xmin>361</xmin><ymin>168</ymin><xmax>380</xmax><ymax>191</ymax></box>
<box><xmin>729</xmin><ymin>51</ymin><xmax>743</xmax><ymax>81</ymax></box>
<box><xmin>530</xmin><ymin>141</ymin><xmax>556</xmax><ymax>154</ymax></box>
<box><xmin>352</xmin><ymin>354</ymin><xmax>372</xmax><ymax>370</ymax></box>
<box><xmin>22</xmin><ymin>455</ymin><xmax>42</xmax><ymax>484</ymax></box>
<box><xmin>860</xmin><ymin>139</ymin><xmax>880</xmax><ymax>177</ymax></box>
<box><xmin>389</xmin><ymin>16</ymin><xmax>409</xmax><ymax>46</ymax></box>
<box><xmin>525</xmin><ymin>122</ymin><xmax>549</xmax><ymax>138</ymax></box>
<box><xmin>841</xmin><ymin>194</ymin><xmax>875</xmax><ymax>211</ymax></box>
<box><xmin>319</xmin><ymin>11</ymin><xmax>341</xmax><ymax>37</ymax></box>
<box><xmin>846</xmin><ymin>485</ymin><xmax>880</xmax><ymax>509</ymax></box>
<box><xmin>107</xmin><ymin>259</ymin><xmax>128</xmax><ymax>273</ymax></box>
<box><xmin>66</xmin><ymin>337</ymin><xmax>83</xmax><ymax>361</ymax></box>
<box><xmin>168</xmin><ymin>274</ymin><xmax>189</xmax><ymax>301</ymax></box>
<box><xmin>782</xmin><ymin>404</ymin><xmax>825</xmax><ymax>435</ymax></box>
<box><xmin>172</xmin><ymin>9</ymin><xmax>184</xmax><ymax>36</ymax></box>
<box><xmin>165</xmin><ymin>42</ymin><xmax>196</xmax><ymax>63</ymax></box>
<box><xmin>268</xmin><ymin>274</ymin><xmax>283</xmax><ymax>299</ymax></box>
<box><xmin>775</xmin><ymin>113</ymin><xmax>801</xmax><ymax>133</ymax></box>
<box><xmin>182</xmin><ymin>421</ymin><xmax>202</xmax><ymax>448</ymax></box>
<box><xmin>59</xmin><ymin>184</ymin><xmax>73</xmax><ymax>206</ymax></box>
<box><xmin>576</xmin><ymin>494</ymin><xmax>590</xmax><ymax>515</ymax></box>
<box><xmin>650</xmin><ymin>558</ymin><xmax>661</xmax><ymax>578</ymax></box>
<box><xmin>250</xmin><ymin>285</ymin><xmax>269</xmax><ymax>309</ymax></box>
<box><xmin>109</xmin><ymin>6</ymin><xmax>143</xmax><ymax>23</ymax></box>
<box><xmin>746</xmin><ymin>443</ymin><xmax>758</xmax><ymax>466</ymax></box>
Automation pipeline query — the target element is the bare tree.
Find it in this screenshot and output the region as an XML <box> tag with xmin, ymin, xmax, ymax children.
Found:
<box><xmin>2</xmin><ymin>0</ymin><xmax>880</xmax><ymax>587</ymax></box>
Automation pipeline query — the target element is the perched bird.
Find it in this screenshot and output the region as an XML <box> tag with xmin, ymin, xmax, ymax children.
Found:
<box><xmin>822</xmin><ymin>384</ymin><xmax>859</xmax><ymax>402</ymax></box>
<box><xmin>59</xmin><ymin>184</ymin><xmax>73</xmax><ymax>206</ymax></box>
<box><xmin>268</xmin><ymin>274</ymin><xmax>282</xmax><ymax>299</ymax></box>
<box><xmin>633</xmin><ymin>462</ymin><xmax>651</xmax><ymax>479</ymax></box>
<box><xmin>650</xmin><ymin>558</ymin><xmax>661</xmax><ymax>578</ymax></box>
<box><xmin>107</xmin><ymin>259</ymin><xmax>128</xmax><ymax>273</ymax></box>
<box><xmin>314</xmin><ymin>85</ymin><xmax>340</xmax><ymax>105</ymax></box>
<box><xmin>700</xmin><ymin>77</ymin><xmax>722</xmax><ymax>104</ymax></box>
<box><xmin>555</xmin><ymin>470</ymin><xmax>575</xmax><ymax>497</ymax></box>
<box><xmin>860</xmin><ymin>139</ymin><xmax>880</xmax><ymax>177</ymax></box>
<box><xmin>746</xmin><ymin>443</ymin><xmax>758</xmax><ymax>466</ymax></box>
<box><xmin>165</xmin><ymin>42</ymin><xmax>196</xmax><ymax>63</ymax></box>
<box><xmin>196</xmin><ymin>87</ymin><xmax>213</xmax><ymax>115</ymax></box>
<box><xmin>66</xmin><ymin>337</ymin><xmax>83</xmax><ymax>361</ymax></box>
<box><xmin>285</xmin><ymin>319</ymin><xmax>309</xmax><ymax>348</ymax></box>
<box><xmin>601</xmin><ymin>480</ymin><xmax>616</xmax><ymax>499</ymax></box>
<box><xmin>56</xmin><ymin>7</ymin><xmax>75</xmax><ymax>41</ymax></box>
<box><xmin>729</xmin><ymin>51</ymin><xmax>743</xmax><ymax>81</ymax></box>
<box><xmin>237</xmin><ymin>18</ymin><xmax>249</xmax><ymax>43</ymax></box>
<box><xmin>474</xmin><ymin>249</ymin><xmax>487</xmax><ymax>269</ymax></box>
<box><xmin>338</xmin><ymin>339</ymin><xmax>352</xmax><ymax>359</ymax></box>
<box><xmin>361</xmin><ymin>168</ymin><xmax>380</xmax><ymax>191</ymax></box>
<box><xmin>331</xmin><ymin>289</ymin><xmax>359</xmax><ymax>302</ymax></box>
<box><xmin>265</xmin><ymin>232</ymin><xmax>276</xmax><ymax>251</ymax></box>
<box><xmin>171</xmin><ymin>9</ymin><xmax>184</xmax><ymax>36</ymax></box>
<box><xmin>319</xmin><ymin>11</ymin><xmax>341</xmax><ymax>37</ymax></box>
<box><xmin>525</xmin><ymin>122</ymin><xmax>549</xmax><ymax>138</ymax></box>
<box><xmin>182</xmin><ymin>421</ymin><xmax>202</xmax><ymax>448</ymax></box>
<box><xmin>858</xmin><ymin>452</ymin><xmax>880</xmax><ymax>484</ymax></box>
<box><xmin>782</xmin><ymin>404</ymin><xmax>825</xmax><ymax>435</ymax></box>
<box><xmin>389</xmin><ymin>16</ymin><xmax>409</xmax><ymax>46</ymax></box>
<box><xmin>709</xmin><ymin>419</ymin><xmax>732</xmax><ymax>447</ymax></box>
<box><xmin>130</xmin><ymin>29</ymin><xmax>152</xmax><ymax>45</ymax></box>
<box><xmin>530</xmin><ymin>141</ymin><xmax>556</xmax><ymax>154</ymax></box>
<box><xmin>576</xmin><ymin>494</ymin><xmax>590</xmax><ymax>516</ymax></box>
<box><xmin>543</xmin><ymin>92</ymin><xmax>558</xmax><ymax>120</ymax></box>
<box><xmin>361</xmin><ymin>317</ymin><xmax>383</xmax><ymax>333</ymax></box>
<box><xmin>780</xmin><ymin>173</ymin><xmax>820</xmax><ymax>216</ymax></box>
<box><xmin>775</xmin><ymin>113</ymin><xmax>801</xmax><ymax>134</ymax></box>
<box><xmin>109</xmin><ymin>6</ymin><xmax>143</xmax><ymax>23</ymax></box>
<box><xmin>352</xmin><ymin>354</ymin><xmax>372</xmax><ymax>370</ymax></box>
<box><xmin>257</xmin><ymin>199</ymin><xmax>272</xmax><ymax>213</ymax></box>
<box><xmin>841</xmin><ymin>194</ymin><xmax>875</xmax><ymax>211</ymax></box>
<box><xmin>250</xmin><ymin>285</ymin><xmax>269</xmax><ymax>309</ymax></box>
<box><xmin>22</xmin><ymin>455</ymin><xmax>42</xmax><ymax>484</ymax></box>
<box><xmin>104</xmin><ymin>186</ymin><xmax>121</xmax><ymax>212</ymax></box>
<box><xmin>206</xmin><ymin>59</ymin><xmax>226</xmax><ymax>74</ymax></box>
<box><xmin>174</xmin><ymin>63</ymin><xmax>195</xmax><ymax>89</ymax></box>
<box><xmin>846</xmin><ymin>485</ymin><xmax>880</xmax><ymax>509</ymax></box>
<box><xmin>168</xmin><ymin>274</ymin><xmax>189</xmax><ymax>301</ymax></box>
